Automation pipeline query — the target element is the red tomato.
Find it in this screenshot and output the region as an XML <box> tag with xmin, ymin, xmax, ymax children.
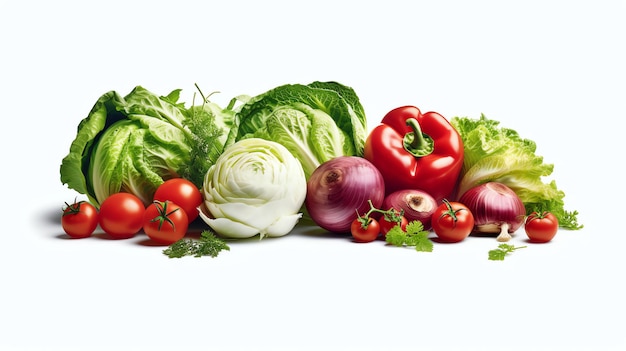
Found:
<box><xmin>431</xmin><ymin>200</ymin><xmax>474</xmax><ymax>243</ymax></box>
<box><xmin>61</xmin><ymin>200</ymin><xmax>98</xmax><ymax>238</ymax></box>
<box><xmin>525</xmin><ymin>211</ymin><xmax>559</xmax><ymax>243</ymax></box>
<box><xmin>153</xmin><ymin>178</ymin><xmax>203</xmax><ymax>223</ymax></box>
<box><xmin>98</xmin><ymin>193</ymin><xmax>145</xmax><ymax>239</ymax></box>
<box><xmin>379</xmin><ymin>210</ymin><xmax>408</xmax><ymax>238</ymax></box>
<box><xmin>143</xmin><ymin>201</ymin><xmax>189</xmax><ymax>245</ymax></box>
<box><xmin>350</xmin><ymin>217</ymin><xmax>380</xmax><ymax>243</ymax></box>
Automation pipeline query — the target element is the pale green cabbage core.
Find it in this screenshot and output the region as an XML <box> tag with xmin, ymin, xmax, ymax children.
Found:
<box><xmin>199</xmin><ymin>138</ymin><xmax>307</xmax><ymax>239</ymax></box>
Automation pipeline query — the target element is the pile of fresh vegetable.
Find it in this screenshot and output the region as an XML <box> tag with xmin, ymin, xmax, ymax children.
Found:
<box><xmin>59</xmin><ymin>81</ymin><xmax>582</xmax><ymax>260</ymax></box>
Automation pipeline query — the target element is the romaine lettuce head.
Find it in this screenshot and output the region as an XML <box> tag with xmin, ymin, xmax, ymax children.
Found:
<box><xmin>60</xmin><ymin>86</ymin><xmax>228</xmax><ymax>207</ymax></box>
<box><xmin>227</xmin><ymin>81</ymin><xmax>367</xmax><ymax>178</ymax></box>
<box><xmin>451</xmin><ymin>114</ymin><xmax>582</xmax><ymax>230</ymax></box>
<box><xmin>87</xmin><ymin>118</ymin><xmax>191</xmax><ymax>206</ymax></box>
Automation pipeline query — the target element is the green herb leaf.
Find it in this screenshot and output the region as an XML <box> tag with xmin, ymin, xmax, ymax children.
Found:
<box><xmin>488</xmin><ymin>247</ymin><xmax>508</xmax><ymax>261</ymax></box>
<box><xmin>488</xmin><ymin>243</ymin><xmax>526</xmax><ymax>261</ymax></box>
<box><xmin>385</xmin><ymin>225</ymin><xmax>406</xmax><ymax>247</ymax></box>
<box><xmin>385</xmin><ymin>220</ymin><xmax>433</xmax><ymax>252</ymax></box>
<box><xmin>411</xmin><ymin>231</ymin><xmax>434</xmax><ymax>252</ymax></box>
<box><xmin>163</xmin><ymin>230</ymin><xmax>230</xmax><ymax>258</ymax></box>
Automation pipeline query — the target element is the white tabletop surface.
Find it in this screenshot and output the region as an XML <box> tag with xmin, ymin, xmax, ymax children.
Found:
<box><xmin>2</xmin><ymin>1</ymin><xmax>624</xmax><ymax>350</ymax></box>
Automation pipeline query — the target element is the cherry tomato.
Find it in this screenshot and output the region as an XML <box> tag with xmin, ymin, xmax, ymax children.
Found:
<box><xmin>379</xmin><ymin>210</ymin><xmax>408</xmax><ymax>238</ymax></box>
<box><xmin>350</xmin><ymin>217</ymin><xmax>380</xmax><ymax>243</ymax></box>
<box><xmin>153</xmin><ymin>178</ymin><xmax>203</xmax><ymax>223</ymax></box>
<box><xmin>525</xmin><ymin>211</ymin><xmax>559</xmax><ymax>243</ymax></box>
<box><xmin>98</xmin><ymin>192</ymin><xmax>145</xmax><ymax>239</ymax></box>
<box><xmin>143</xmin><ymin>201</ymin><xmax>189</xmax><ymax>245</ymax></box>
<box><xmin>431</xmin><ymin>199</ymin><xmax>474</xmax><ymax>243</ymax></box>
<box><xmin>61</xmin><ymin>200</ymin><xmax>98</xmax><ymax>238</ymax></box>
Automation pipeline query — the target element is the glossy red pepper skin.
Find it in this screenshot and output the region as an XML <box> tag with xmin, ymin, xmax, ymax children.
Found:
<box><xmin>363</xmin><ymin>106</ymin><xmax>463</xmax><ymax>202</ymax></box>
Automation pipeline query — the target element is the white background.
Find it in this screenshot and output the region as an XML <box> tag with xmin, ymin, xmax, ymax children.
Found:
<box><xmin>1</xmin><ymin>1</ymin><xmax>624</xmax><ymax>350</ymax></box>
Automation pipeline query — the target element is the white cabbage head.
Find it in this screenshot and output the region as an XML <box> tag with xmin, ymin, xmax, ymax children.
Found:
<box><xmin>199</xmin><ymin>138</ymin><xmax>307</xmax><ymax>239</ymax></box>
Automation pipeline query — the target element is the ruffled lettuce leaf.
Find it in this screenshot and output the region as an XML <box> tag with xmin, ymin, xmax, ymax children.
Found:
<box><xmin>228</xmin><ymin>81</ymin><xmax>367</xmax><ymax>178</ymax></box>
<box><xmin>451</xmin><ymin>114</ymin><xmax>582</xmax><ymax>230</ymax></box>
<box><xmin>60</xmin><ymin>86</ymin><xmax>229</xmax><ymax>207</ymax></box>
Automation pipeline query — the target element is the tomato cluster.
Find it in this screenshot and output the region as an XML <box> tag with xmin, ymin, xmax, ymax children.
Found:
<box><xmin>61</xmin><ymin>178</ymin><xmax>203</xmax><ymax>245</ymax></box>
<box><xmin>350</xmin><ymin>203</ymin><xmax>409</xmax><ymax>243</ymax></box>
<box><xmin>349</xmin><ymin>197</ymin><xmax>560</xmax><ymax>244</ymax></box>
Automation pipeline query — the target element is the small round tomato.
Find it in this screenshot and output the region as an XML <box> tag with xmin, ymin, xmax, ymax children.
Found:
<box><xmin>143</xmin><ymin>201</ymin><xmax>189</xmax><ymax>245</ymax></box>
<box><xmin>350</xmin><ymin>217</ymin><xmax>380</xmax><ymax>243</ymax></box>
<box><xmin>153</xmin><ymin>178</ymin><xmax>203</xmax><ymax>223</ymax></box>
<box><xmin>98</xmin><ymin>192</ymin><xmax>145</xmax><ymax>239</ymax></box>
<box><xmin>379</xmin><ymin>210</ymin><xmax>408</xmax><ymax>238</ymax></box>
<box><xmin>431</xmin><ymin>200</ymin><xmax>475</xmax><ymax>243</ymax></box>
<box><xmin>61</xmin><ymin>200</ymin><xmax>98</xmax><ymax>238</ymax></box>
<box><xmin>525</xmin><ymin>211</ymin><xmax>559</xmax><ymax>243</ymax></box>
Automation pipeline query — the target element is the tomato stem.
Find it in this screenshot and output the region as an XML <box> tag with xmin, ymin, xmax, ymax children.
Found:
<box><xmin>439</xmin><ymin>198</ymin><xmax>467</xmax><ymax>226</ymax></box>
<box><xmin>356</xmin><ymin>200</ymin><xmax>404</xmax><ymax>228</ymax></box>
<box><xmin>150</xmin><ymin>201</ymin><xmax>180</xmax><ymax>231</ymax></box>
<box><xmin>368</xmin><ymin>200</ymin><xmax>404</xmax><ymax>221</ymax></box>
<box><xmin>404</xmin><ymin>118</ymin><xmax>434</xmax><ymax>158</ymax></box>
<box><xmin>62</xmin><ymin>198</ymin><xmax>85</xmax><ymax>216</ymax></box>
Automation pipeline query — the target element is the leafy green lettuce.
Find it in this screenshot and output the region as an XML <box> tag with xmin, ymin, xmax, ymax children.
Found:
<box><xmin>227</xmin><ymin>81</ymin><xmax>368</xmax><ymax>178</ymax></box>
<box><xmin>451</xmin><ymin>114</ymin><xmax>582</xmax><ymax>230</ymax></box>
<box><xmin>60</xmin><ymin>86</ymin><xmax>232</xmax><ymax>207</ymax></box>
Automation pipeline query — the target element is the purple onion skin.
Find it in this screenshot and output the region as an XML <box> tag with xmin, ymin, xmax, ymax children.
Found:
<box><xmin>305</xmin><ymin>156</ymin><xmax>385</xmax><ymax>233</ymax></box>
<box><xmin>382</xmin><ymin>189</ymin><xmax>437</xmax><ymax>230</ymax></box>
<box><xmin>459</xmin><ymin>182</ymin><xmax>526</xmax><ymax>234</ymax></box>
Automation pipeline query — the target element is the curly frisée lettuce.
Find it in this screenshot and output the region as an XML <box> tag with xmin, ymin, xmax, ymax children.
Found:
<box><xmin>227</xmin><ymin>81</ymin><xmax>368</xmax><ymax>178</ymax></box>
<box><xmin>451</xmin><ymin>114</ymin><xmax>582</xmax><ymax>230</ymax></box>
<box><xmin>60</xmin><ymin>86</ymin><xmax>234</xmax><ymax>207</ymax></box>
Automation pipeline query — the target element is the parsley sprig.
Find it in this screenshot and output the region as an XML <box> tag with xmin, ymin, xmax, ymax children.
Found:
<box><xmin>488</xmin><ymin>244</ymin><xmax>526</xmax><ymax>261</ymax></box>
<box><xmin>385</xmin><ymin>220</ymin><xmax>433</xmax><ymax>252</ymax></box>
<box><xmin>163</xmin><ymin>230</ymin><xmax>230</xmax><ymax>258</ymax></box>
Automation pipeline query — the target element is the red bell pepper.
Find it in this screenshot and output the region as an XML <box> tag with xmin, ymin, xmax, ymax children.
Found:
<box><xmin>363</xmin><ymin>106</ymin><xmax>463</xmax><ymax>202</ymax></box>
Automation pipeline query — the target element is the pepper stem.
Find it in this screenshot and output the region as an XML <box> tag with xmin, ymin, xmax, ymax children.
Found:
<box><xmin>403</xmin><ymin>118</ymin><xmax>434</xmax><ymax>157</ymax></box>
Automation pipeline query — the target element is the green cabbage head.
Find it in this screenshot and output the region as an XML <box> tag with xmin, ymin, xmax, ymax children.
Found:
<box><xmin>228</xmin><ymin>81</ymin><xmax>368</xmax><ymax>178</ymax></box>
<box><xmin>199</xmin><ymin>138</ymin><xmax>307</xmax><ymax>239</ymax></box>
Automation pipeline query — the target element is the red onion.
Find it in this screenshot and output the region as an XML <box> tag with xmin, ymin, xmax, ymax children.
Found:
<box><xmin>305</xmin><ymin>156</ymin><xmax>385</xmax><ymax>233</ymax></box>
<box><xmin>458</xmin><ymin>182</ymin><xmax>526</xmax><ymax>242</ymax></box>
<box><xmin>382</xmin><ymin>189</ymin><xmax>437</xmax><ymax>230</ymax></box>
